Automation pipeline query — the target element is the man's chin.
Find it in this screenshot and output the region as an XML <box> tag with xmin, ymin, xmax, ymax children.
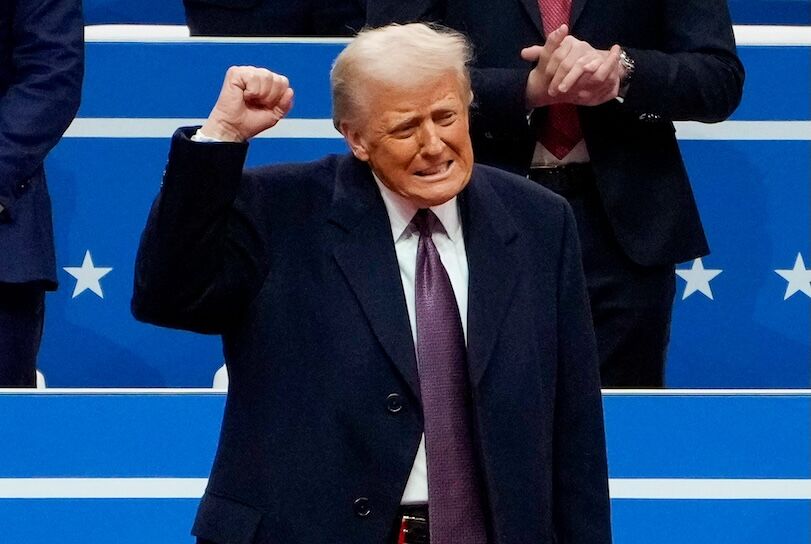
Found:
<box><xmin>407</xmin><ymin>184</ymin><xmax>467</xmax><ymax>208</ymax></box>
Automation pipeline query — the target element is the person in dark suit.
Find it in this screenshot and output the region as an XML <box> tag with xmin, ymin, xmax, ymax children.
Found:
<box><xmin>183</xmin><ymin>0</ymin><xmax>365</xmax><ymax>36</ymax></box>
<box><xmin>367</xmin><ymin>0</ymin><xmax>745</xmax><ymax>387</ymax></box>
<box><xmin>0</xmin><ymin>0</ymin><xmax>84</xmax><ymax>386</ymax></box>
<box><xmin>133</xmin><ymin>23</ymin><xmax>610</xmax><ymax>544</ymax></box>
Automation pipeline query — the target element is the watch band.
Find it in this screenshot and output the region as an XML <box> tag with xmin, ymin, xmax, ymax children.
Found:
<box><xmin>618</xmin><ymin>48</ymin><xmax>635</xmax><ymax>97</ymax></box>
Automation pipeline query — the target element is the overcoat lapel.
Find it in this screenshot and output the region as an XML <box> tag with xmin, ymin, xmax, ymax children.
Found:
<box><xmin>518</xmin><ymin>0</ymin><xmax>543</xmax><ymax>36</ymax></box>
<box><xmin>329</xmin><ymin>156</ymin><xmax>421</xmax><ymax>400</ymax></box>
<box><xmin>569</xmin><ymin>0</ymin><xmax>589</xmax><ymax>29</ymax></box>
<box><xmin>460</xmin><ymin>168</ymin><xmax>520</xmax><ymax>387</ymax></box>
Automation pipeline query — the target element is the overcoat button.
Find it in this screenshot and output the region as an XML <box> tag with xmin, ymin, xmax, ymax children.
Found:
<box><xmin>386</xmin><ymin>393</ymin><xmax>403</xmax><ymax>413</ymax></box>
<box><xmin>15</xmin><ymin>180</ymin><xmax>29</xmax><ymax>196</ymax></box>
<box><xmin>354</xmin><ymin>497</ymin><xmax>371</xmax><ymax>517</ymax></box>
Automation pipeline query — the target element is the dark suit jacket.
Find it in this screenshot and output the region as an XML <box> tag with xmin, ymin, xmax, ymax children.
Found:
<box><xmin>367</xmin><ymin>0</ymin><xmax>745</xmax><ymax>266</ymax></box>
<box><xmin>0</xmin><ymin>0</ymin><xmax>83</xmax><ymax>287</ymax></box>
<box><xmin>132</xmin><ymin>129</ymin><xmax>611</xmax><ymax>544</ymax></box>
<box><xmin>184</xmin><ymin>0</ymin><xmax>365</xmax><ymax>37</ymax></box>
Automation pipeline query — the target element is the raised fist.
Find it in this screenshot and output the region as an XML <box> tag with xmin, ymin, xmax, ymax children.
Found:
<box><xmin>200</xmin><ymin>66</ymin><xmax>294</xmax><ymax>142</ymax></box>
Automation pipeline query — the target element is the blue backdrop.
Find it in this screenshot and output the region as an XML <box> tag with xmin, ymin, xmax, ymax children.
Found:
<box><xmin>39</xmin><ymin>35</ymin><xmax>811</xmax><ymax>387</ymax></box>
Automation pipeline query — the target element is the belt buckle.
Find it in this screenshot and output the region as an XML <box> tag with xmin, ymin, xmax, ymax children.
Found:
<box><xmin>399</xmin><ymin>514</ymin><xmax>429</xmax><ymax>544</ymax></box>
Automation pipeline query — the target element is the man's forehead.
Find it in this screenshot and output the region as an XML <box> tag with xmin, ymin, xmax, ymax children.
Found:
<box><xmin>372</xmin><ymin>83</ymin><xmax>465</xmax><ymax>113</ymax></box>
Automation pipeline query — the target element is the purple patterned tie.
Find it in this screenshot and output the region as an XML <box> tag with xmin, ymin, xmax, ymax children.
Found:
<box><xmin>412</xmin><ymin>209</ymin><xmax>488</xmax><ymax>544</ymax></box>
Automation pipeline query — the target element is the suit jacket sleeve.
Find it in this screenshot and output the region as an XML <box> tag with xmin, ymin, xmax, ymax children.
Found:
<box><xmin>620</xmin><ymin>0</ymin><xmax>744</xmax><ymax>122</ymax></box>
<box><xmin>132</xmin><ymin>128</ymin><xmax>271</xmax><ymax>334</ymax></box>
<box><xmin>0</xmin><ymin>0</ymin><xmax>84</xmax><ymax>216</ymax></box>
<box><xmin>553</xmin><ymin>202</ymin><xmax>612</xmax><ymax>543</ymax></box>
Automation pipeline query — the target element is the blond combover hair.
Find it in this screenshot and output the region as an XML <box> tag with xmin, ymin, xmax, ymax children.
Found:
<box><xmin>330</xmin><ymin>23</ymin><xmax>474</xmax><ymax>130</ymax></box>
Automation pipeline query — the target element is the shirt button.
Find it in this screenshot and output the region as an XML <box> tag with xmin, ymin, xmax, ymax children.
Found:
<box><xmin>386</xmin><ymin>393</ymin><xmax>403</xmax><ymax>413</ymax></box>
<box><xmin>354</xmin><ymin>497</ymin><xmax>371</xmax><ymax>517</ymax></box>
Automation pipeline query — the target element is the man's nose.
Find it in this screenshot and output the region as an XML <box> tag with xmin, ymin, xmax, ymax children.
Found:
<box><xmin>419</xmin><ymin>122</ymin><xmax>444</xmax><ymax>156</ymax></box>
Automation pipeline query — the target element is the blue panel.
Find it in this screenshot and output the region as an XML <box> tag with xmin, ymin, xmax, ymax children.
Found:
<box><xmin>0</xmin><ymin>499</ymin><xmax>198</xmax><ymax>544</ymax></box>
<box><xmin>732</xmin><ymin>48</ymin><xmax>811</xmax><ymax>121</ymax></box>
<box><xmin>603</xmin><ymin>395</ymin><xmax>811</xmax><ymax>478</ymax></box>
<box><xmin>612</xmin><ymin>500</ymin><xmax>811</xmax><ymax>544</ymax></box>
<box><xmin>668</xmin><ymin>140</ymin><xmax>811</xmax><ymax>388</ymax></box>
<box><xmin>40</xmin><ymin>137</ymin><xmax>347</xmax><ymax>387</ymax></box>
<box><xmin>79</xmin><ymin>42</ymin><xmax>346</xmax><ymax>119</ymax></box>
<box><xmin>0</xmin><ymin>395</ymin><xmax>223</xmax><ymax>477</ymax></box>
<box><xmin>43</xmin><ymin>41</ymin><xmax>811</xmax><ymax>387</ymax></box>
<box><xmin>0</xmin><ymin>393</ymin><xmax>809</xmax><ymax>542</ymax></box>
<box><xmin>729</xmin><ymin>0</ymin><xmax>811</xmax><ymax>25</ymax></box>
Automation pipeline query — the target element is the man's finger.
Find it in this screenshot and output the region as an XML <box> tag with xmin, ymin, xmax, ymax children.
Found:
<box><xmin>558</xmin><ymin>53</ymin><xmax>602</xmax><ymax>93</ymax></box>
<box><xmin>545</xmin><ymin>24</ymin><xmax>569</xmax><ymax>49</ymax></box>
<box><xmin>261</xmin><ymin>73</ymin><xmax>290</xmax><ymax>109</ymax></box>
<box><xmin>545</xmin><ymin>38</ymin><xmax>574</xmax><ymax>82</ymax></box>
<box><xmin>275</xmin><ymin>87</ymin><xmax>295</xmax><ymax>116</ymax></box>
<box><xmin>591</xmin><ymin>45</ymin><xmax>621</xmax><ymax>84</ymax></box>
<box><xmin>520</xmin><ymin>45</ymin><xmax>544</xmax><ymax>63</ymax></box>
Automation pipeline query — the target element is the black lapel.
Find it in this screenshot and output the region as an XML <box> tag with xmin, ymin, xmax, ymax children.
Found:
<box><xmin>329</xmin><ymin>156</ymin><xmax>421</xmax><ymax>400</ymax></box>
<box><xmin>518</xmin><ymin>0</ymin><xmax>544</xmax><ymax>37</ymax></box>
<box><xmin>460</xmin><ymin>167</ymin><xmax>521</xmax><ymax>387</ymax></box>
<box><xmin>569</xmin><ymin>0</ymin><xmax>589</xmax><ymax>30</ymax></box>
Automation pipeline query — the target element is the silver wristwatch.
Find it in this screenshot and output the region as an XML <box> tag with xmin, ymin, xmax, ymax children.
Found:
<box><xmin>618</xmin><ymin>48</ymin><xmax>635</xmax><ymax>98</ymax></box>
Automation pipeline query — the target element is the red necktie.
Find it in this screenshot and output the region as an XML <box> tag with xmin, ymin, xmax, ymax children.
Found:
<box><xmin>537</xmin><ymin>0</ymin><xmax>582</xmax><ymax>159</ymax></box>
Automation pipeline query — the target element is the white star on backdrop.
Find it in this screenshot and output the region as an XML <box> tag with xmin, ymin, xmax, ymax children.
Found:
<box><xmin>63</xmin><ymin>250</ymin><xmax>113</xmax><ymax>299</ymax></box>
<box><xmin>775</xmin><ymin>253</ymin><xmax>811</xmax><ymax>300</ymax></box>
<box><xmin>675</xmin><ymin>258</ymin><xmax>722</xmax><ymax>300</ymax></box>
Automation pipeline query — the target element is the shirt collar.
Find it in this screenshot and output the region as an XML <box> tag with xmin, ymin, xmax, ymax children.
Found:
<box><xmin>372</xmin><ymin>171</ymin><xmax>462</xmax><ymax>243</ymax></box>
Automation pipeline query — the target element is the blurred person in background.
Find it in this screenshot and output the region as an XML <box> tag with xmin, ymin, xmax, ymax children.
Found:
<box><xmin>0</xmin><ymin>0</ymin><xmax>84</xmax><ymax>386</ymax></box>
<box><xmin>183</xmin><ymin>0</ymin><xmax>365</xmax><ymax>36</ymax></box>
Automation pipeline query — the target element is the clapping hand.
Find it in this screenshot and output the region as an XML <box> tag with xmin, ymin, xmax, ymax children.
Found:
<box><xmin>521</xmin><ymin>25</ymin><xmax>623</xmax><ymax>109</ymax></box>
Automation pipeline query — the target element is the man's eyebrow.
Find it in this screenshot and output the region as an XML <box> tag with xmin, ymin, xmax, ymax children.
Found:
<box><xmin>388</xmin><ymin>116</ymin><xmax>419</xmax><ymax>132</ymax></box>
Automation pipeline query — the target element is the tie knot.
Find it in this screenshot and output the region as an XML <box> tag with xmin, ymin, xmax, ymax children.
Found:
<box><xmin>412</xmin><ymin>208</ymin><xmax>438</xmax><ymax>238</ymax></box>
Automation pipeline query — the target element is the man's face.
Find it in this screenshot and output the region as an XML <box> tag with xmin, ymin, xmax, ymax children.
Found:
<box><xmin>341</xmin><ymin>73</ymin><xmax>474</xmax><ymax>208</ymax></box>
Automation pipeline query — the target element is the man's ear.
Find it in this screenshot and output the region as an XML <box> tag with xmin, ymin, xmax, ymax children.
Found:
<box><xmin>340</xmin><ymin>121</ymin><xmax>370</xmax><ymax>162</ymax></box>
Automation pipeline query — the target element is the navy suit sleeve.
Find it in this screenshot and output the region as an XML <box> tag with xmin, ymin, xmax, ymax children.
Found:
<box><xmin>132</xmin><ymin>129</ymin><xmax>271</xmax><ymax>334</ymax></box>
<box><xmin>552</xmin><ymin>202</ymin><xmax>612</xmax><ymax>543</ymax></box>
<box><xmin>365</xmin><ymin>0</ymin><xmax>444</xmax><ymax>25</ymax></box>
<box><xmin>0</xmin><ymin>0</ymin><xmax>84</xmax><ymax>214</ymax></box>
<box><xmin>621</xmin><ymin>0</ymin><xmax>744</xmax><ymax>122</ymax></box>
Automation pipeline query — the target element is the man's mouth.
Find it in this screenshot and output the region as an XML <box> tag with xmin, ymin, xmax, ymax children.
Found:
<box><xmin>415</xmin><ymin>160</ymin><xmax>453</xmax><ymax>178</ymax></box>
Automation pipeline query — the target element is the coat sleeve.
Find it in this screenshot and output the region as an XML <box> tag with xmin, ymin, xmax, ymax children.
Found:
<box><xmin>131</xmin><ymin>128</ymin><xmax>272</xmax><ymax>334</ymax></box>
<box><xmin>552</xmin><ymin>202</ymin><xmax>612</xmax><ymax>543</ymax></box>
<box><xmin>0</xmin><ymin>0</ymin><xmax>84</xmax><ymax>216</ymax></box>
<box><xmin>620</xmin><ymin>0</ymin><xmax>744</xmax><ymax>122</ymax></box>
<box><xmin>364</xmin><ymin>0</ymin><xmax>444</xmax><ymax>26</ymax></box>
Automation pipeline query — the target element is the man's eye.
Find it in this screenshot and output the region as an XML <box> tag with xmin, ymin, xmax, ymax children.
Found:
<box><xmin>393</xmin><ymin>127</ymin><xmax>416</xmax><ymax>138</ymax></box>
<box><xmin>437</xmin><ymin>113</ymin><xmax>456</xmax><ymax>125</ymax></box>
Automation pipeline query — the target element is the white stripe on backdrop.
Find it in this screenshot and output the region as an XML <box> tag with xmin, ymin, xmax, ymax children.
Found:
<box><xmin>62</xmin><ymin>119</ymin><xmax>811</xmax><ymax>141</ymax></box>
<box><xmin>0</xmin><ymin>478</ymin><xmax>809</xmax><ymax>499</ymax></box>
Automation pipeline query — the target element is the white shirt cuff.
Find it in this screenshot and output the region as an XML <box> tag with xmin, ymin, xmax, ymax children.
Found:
<box><xmin>191</xmin><ymin>129</ymin><xmax>224</xmax><ymax>143</ymax></box>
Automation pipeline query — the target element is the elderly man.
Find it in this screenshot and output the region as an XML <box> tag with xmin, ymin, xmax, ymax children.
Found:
<box><xmin>133</xmin><ymin>23</ymin><xmax>610</xmax><ymax>544</ymax></box>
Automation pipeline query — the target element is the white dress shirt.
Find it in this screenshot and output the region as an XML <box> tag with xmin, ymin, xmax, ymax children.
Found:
<box><xmin>372</xmin><ymin>173</ymin><xmax>469</xmax><ymax>505</ymax></box>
